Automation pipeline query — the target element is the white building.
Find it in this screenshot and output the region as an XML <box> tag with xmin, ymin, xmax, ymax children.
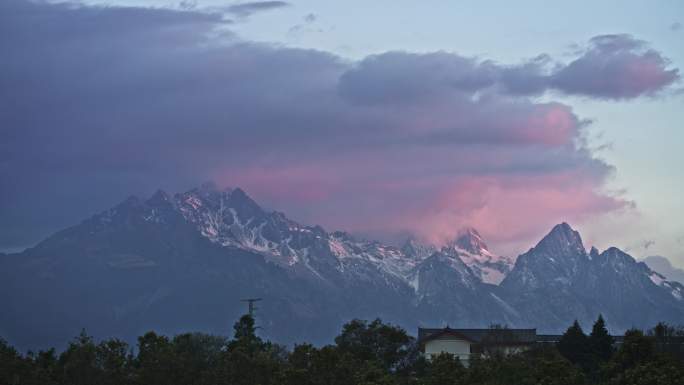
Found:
<box><xmin>418</xmin><ymin>327</ymin><xmax>537</xmax><ymax>366</ymax></box>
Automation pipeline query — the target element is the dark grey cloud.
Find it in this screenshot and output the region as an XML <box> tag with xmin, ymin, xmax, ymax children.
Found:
<box><xmin>223</xmin><ymin>1</ymin><xmax>290</xmax><ymax>17</ymax></box>
<box><xmin>338</xmin><ymin>52</ymin><xmax>498</xmax><ymax>105</ymax></box>
<box><xmin>551</xmin><ymin>34</ymin><xmax>680</xmax><ymax>99</ymax></box>
<box><xmin>0</xmin><ymin>0</ymin><xmax>673</xmax><ymax>251</ymax></box>
<box><xmin>339</xmin><ymin>35</ymin><xmax>679</xmax><ymax>103</ymax></box>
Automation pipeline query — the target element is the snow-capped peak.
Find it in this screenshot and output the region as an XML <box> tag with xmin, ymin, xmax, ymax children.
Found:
<box><xmin>442</xmin><ymin>227</ymin><xmax>514</xmax><ymax>285</ymax></box>
<box><xmin>451</xmin><ymin>227</ymin><xmax>489</xmax><ymax>255</ymax></box>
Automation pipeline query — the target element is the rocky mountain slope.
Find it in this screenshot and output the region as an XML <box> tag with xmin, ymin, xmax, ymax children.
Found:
<box><xmin>501</xmin><ymin>223</ymin><xmax>684</xmax><ymax>331</ymax></box>
<box><xmin>643</xmin><ymin>255</ymin><xmax>684</xmax><ymax>285</ymax></box>
<box><xmin>1</xmin><ymin>185</ymin><xmax>682</xmax><ymax>351</ymax></box>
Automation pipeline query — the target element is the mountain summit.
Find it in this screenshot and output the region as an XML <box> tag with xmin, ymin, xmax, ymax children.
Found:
<box><xmin>452</xmin><ymin>228</ymin><xmax>489</xmax><ymax>254</ymax></box>
<box><xmin>445</xmin><ymin>228</ymin><xmax>515</xmax><ymax>285</ymax></box>
<box><xmin>534</xmin><ymin>222</ymin><xmax>586</xmax><ymax>256</ymax></box>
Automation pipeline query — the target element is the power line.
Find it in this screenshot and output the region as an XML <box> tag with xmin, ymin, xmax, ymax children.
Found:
<box><xmin>240</xmin><ymin>298</ymin><xmax>262</xmax><ymax>317</ymax></box>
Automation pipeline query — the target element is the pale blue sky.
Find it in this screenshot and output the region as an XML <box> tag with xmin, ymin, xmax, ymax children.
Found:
<box><xmin>57</xmin><ymin>0</ymin><xmax>684</xmax><ymax>265</ymax></box>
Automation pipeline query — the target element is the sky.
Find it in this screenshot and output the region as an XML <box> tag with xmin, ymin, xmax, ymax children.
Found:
<box><xmin>1</xmin><ymin>0</ymin><xmax>683</xmax><ymax>268</ymax></box>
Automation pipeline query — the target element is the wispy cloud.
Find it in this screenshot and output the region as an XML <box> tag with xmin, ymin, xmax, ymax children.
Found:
<box><xmin>289</xmin><ymin>12</ymin><xmax>321</xmax><ymax>34</ymax></box>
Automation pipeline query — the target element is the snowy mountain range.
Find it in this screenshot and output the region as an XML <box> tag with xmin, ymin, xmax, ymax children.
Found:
<box><xmin>131</xmin><ymin>183</ymin><xmax>513</xmax><ymax>291</ymax></box>
<box><xmin>1</xmin><ymin>184</ymin><xmax>682</xmax><ymax>350</ymax></box>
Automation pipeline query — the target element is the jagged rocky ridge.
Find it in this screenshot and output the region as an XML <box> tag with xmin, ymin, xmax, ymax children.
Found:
<box><xmin>1</xmin><ymin>184</ymin><xmax>682</xmax><ymax>351</ymax></box>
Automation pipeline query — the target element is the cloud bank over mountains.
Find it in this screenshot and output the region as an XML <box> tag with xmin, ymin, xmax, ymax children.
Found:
<box><xmin>340</xmin><ymin>34</ymin><xmax>678</xmax><ymax>102</ymax></box>
<box><xmin>0</xmin><ymin>0</ymin><xmax>679</xmax><ymax>252</ymax></box>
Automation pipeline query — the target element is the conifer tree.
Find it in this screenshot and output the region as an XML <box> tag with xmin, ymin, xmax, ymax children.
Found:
<box><xmin>557</xmin><ymin>320</ymin><xmax>589</xmax><ymax>366</ymax></box>
<box><xmin>589</xmin><ymin>314</ymin><xmax>614</xmax><ymax>361</ymax></box>
<box><xmin>233</xmin><ymin>314</ymin><xmax>258</xmax><ymax>341</ymax></box>
<box><xmin>229</xmin><ymin>314</ymin><xmax>264</xmax><ymax>354</ymax></box>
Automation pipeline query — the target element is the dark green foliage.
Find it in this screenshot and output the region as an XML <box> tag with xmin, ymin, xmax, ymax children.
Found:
<box><xmin>421</xmin><ymin>353</ymin><xmax>466</xmax><ymax>385</ymax></box>
<box><xmin>169</xmin><ymin>333</ymin><xmax>226</xmax><ymax>385</ymax></box>
<box><xmin>606</xmin><ymin>355</ymin><xmax>684</xmax><ymax>385</ymax></box>
<box><xmin>653</xmin><ymin>322</ymin><xmax>670</xmax><ymax>339</ymax></box>
<box><xmin>95</xmin><ymin>338</ymin><xmax>133</xmax><ymax>385</ymax></box>
<box><xmin>29</xmin><ymin>348</ymin><xmax>60</xmax><ymax>385</ymax></box>
<box><xmin>58</xmin><ymin>330</ymin><xmax>100</xmax><ymax>385</ymax></box>
<box><xmin>0</xmin><ymin>338</ymin><xmax>29</xmax><ymax>385</ymax></box>
<box><xmin>233</xmin><ymin>314</ymin><xmax>259</xmax><ymax>342</ymax></box>
<box><xmin>135</xmin><ymin>331</ymin><xmax>175</xmax><ymax>385</ymax></box>
<box><xmin>1</xmin><ymin>318</ymin><xmax>682</xmax><ymax>385</ymax></box>
<box><xmin>612</xmin><ymin>329</ymin><xmax>656</xmax><ymax>370</ymax></box>
<box><xmin>209</xmin><ymin>314</ymin><xmax>286</xmax><ymax>385</ymax></box>
<box><xmin>649</xmin><ymin>322</ymin><xmax>684</xmax><ymax>361</ymax></box>
<box><xmin>602</xmin><ymin>328</ymin><xmax>683</xmax><ymax>385</ymax></box>
<box><xmin>334</xmin><ymin>318</ymin><xmax>413</xmax><ymax>371</ymax></box>
<box><xmin>467</xmin><ymin>345</ymin><xmax>586</xmax><ymax>385</ymax></box>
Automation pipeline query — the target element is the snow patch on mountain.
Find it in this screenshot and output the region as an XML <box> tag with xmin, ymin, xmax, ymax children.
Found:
<box><xmin>491</xmin><ymin>293</ymin><xmax>520</xmax><ymax>318</ymax></box>
<box><xmin>650</xmin><ymin>271</ymin><xmax>665</xmax><ymax>286</ymax></box>
<box><xmin>648</xmin><ymin>270</ymin><xmax>684</xmax><ymax>301</ymax></box>
<box><xmin>445</xmin><ymin>228</ymin><xmax>515</xmax><ymax>285</ymax></box>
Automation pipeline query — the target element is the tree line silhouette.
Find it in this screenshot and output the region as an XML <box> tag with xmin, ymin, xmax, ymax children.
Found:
<box><xmin>1</xmin><ymin>315</ymin><xmax>682</xmax><ymax>385</ymax></box>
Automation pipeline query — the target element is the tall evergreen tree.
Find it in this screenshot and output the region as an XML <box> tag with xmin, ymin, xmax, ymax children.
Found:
<box><xmin>58</xmin><ymin>330</ymin><xmax>100</xmax><ymax>385</ymax></box>
<box><xmin>589</xmin><ymin>315</ymin><xmax>614</xmax><ymax>361</ymax></box>
<box><xmin>233</xmin><ymin>314</ymin><xmax>258</xmax><ymax>341</ymax></box>
<box><xmin>228</xmin><ymin>314</ymin><xmax>264</xmax><ymax>354</ymax></box>
<box><xmin>557</xmin><ymin>320</ymin><xmax>589</xmax><ymax>366</ymax></box>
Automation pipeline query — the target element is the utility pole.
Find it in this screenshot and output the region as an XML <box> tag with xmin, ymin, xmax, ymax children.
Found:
<box><xmin>240</xmin><ymin>298</ymin><xmax>262</xmax><ymax>317</ymax></box>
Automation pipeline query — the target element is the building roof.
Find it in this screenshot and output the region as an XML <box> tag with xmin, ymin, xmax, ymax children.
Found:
<box><xmin>537</xmin><ymin>334</ymin><xmax>627</xmax><ymax>344</ymax></box>
<box><xmin>536</xmin><ymin>334</ymin><xmax>562</xmax><ymax>343</ymax></box>
<box><xmin>418</xmin><ymin>327</ymin><xmax>538</xmax><ymax>345</ymax></box>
